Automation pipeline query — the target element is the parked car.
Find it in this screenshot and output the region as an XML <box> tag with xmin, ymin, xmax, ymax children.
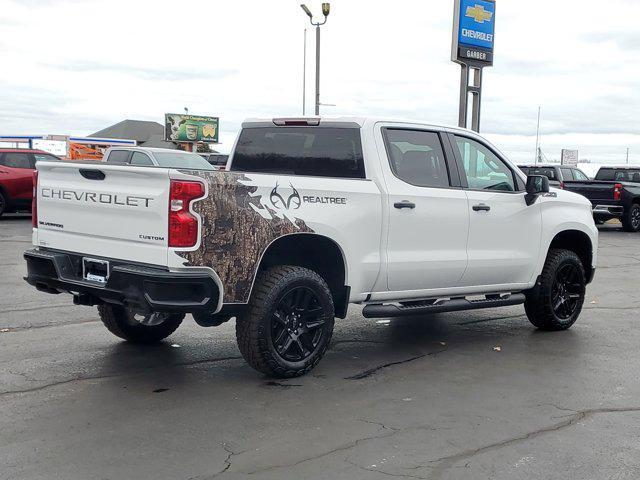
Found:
<box><xmin>563</xmin><ymin>166</ymin><xmax>640</xmax><ymax>231</ymax></box>
<box><xmin>103</xmin><ymin>146</ymin><xmax>215</xmax><ymax>170</ymax></box>
<box><xmin>25</xmin><ymin>117</ymin><xmax>598</xmax><ymax>377</ymax></box>
<box><xmin>200</xmin><ymin>153</ymin><xmax>229</xmax><ymax>170</ymax></box>
<box><xmin>0</xmin><ymin>148</ymin><xmax>59</xmax><ymax>216</ymax></box>
<box><xmin>518</xmin><ymin>164</ymin><xmax>590</xmax><ymax>188</ymax></box>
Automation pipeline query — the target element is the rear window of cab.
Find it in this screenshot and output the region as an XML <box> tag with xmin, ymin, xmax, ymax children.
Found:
<box><xmin>231</xmin><ymin>127</ymin><xmax>365</xmax><ymax>179</ymax></box>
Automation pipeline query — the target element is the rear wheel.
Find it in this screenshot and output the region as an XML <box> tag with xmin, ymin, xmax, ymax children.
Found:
<box><xmin>621</xmin><ymin>203</ymin><xmax>640</xmax><ymax>232</ymax></box>
<box><xmin>236</xmin><ymin>266</ymin><xmax>335</xmax><ymax>378</ymax></box>
<box><xmin>0</xmin><ymin>191</ymin><xmax>6</xmax><ymax>217</ymax></box>
<box><xmin>525</xmin><ymin>249</ymin><xmax>586</xmax><ymax>331</ymax></box>
<box><xmin>97</xmin><ymin>304</ymin><xmax>184</xmax><ymax>343</ymax></box>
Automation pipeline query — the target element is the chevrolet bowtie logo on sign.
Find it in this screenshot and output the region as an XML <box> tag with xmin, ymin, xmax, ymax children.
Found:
<box><xmin>465</xmin><ymin>4</ymin><xmax>492</xmax><ymax>23</ymax></box>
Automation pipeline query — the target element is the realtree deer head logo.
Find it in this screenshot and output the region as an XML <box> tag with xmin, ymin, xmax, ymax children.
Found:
<box><xmin>270</xmin><ymin>182</ymin><xmax>301</xmax><ymax>210</ymax></box>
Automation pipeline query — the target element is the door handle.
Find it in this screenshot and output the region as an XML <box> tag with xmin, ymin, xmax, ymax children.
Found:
<box><xmin>394</xmin><ymin>201</ymin><xmax>416</xmax><ymax>210</ymax></box>
<box><xmin>472</xmin><ymin>203</ymin><xmax>491</xmax><ymax>212</ymax></box>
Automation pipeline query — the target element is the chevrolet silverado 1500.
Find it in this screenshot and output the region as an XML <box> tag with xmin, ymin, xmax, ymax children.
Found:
<box><xmin>25</xmin><ymin>117</ymin><xmax>598</xmax><ymax>377</ymax></box>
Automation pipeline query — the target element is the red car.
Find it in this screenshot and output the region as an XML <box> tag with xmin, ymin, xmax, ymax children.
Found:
<box><xmin>0</xmin><ymin>149</ymin><xmax>60</xmax><ymax>216</ymax></box>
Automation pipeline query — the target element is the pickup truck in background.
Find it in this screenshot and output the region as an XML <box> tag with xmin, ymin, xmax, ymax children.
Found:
<box><xmin>563</xmin><ymin>166</ymin><xmax>640</xmax><ymax>231</ymax></box>
<box><xmin>24</xmin><ymin>117</ymin><xmax>598</xmax><ymax>377</ymax></box>
<box><xmin>518</xmin><ymin>164</ymin><xmax>590</xmax><ymax>189</ymax></box>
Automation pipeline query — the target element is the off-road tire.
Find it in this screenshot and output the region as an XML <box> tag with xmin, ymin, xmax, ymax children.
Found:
<box><xmin>236</xmin><ymin>265</ymin><xmax>335</xmax><ymax>378</ymax></box>
<box><xmin>97</xmin><ymin>304</ymin><xmax>184</xmax><ymax>343</ymax></box>
<box><xmin>621</xmin><ymin>203</ymin><xmax>640</xmax><ymax>232</ymax></box>
<box><xmin>524</xmin><ymin>249</ymin><xmax>586</xmax><ymax>331</ymax></box>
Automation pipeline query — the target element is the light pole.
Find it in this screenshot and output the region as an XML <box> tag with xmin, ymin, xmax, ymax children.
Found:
<box><xmin>300</xmin><ymin>3</ymin><xmax>330</xmax><ymax>116</ymax></box>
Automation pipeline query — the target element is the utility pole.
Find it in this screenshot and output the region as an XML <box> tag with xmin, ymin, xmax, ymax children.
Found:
<box><xmin>300</xmin><ymin>3</ymin><xmax>330</xmax><ymax>116</ymax></box>
<box><xmin>626</xmin><ymin>147</ymin><xmax>630</xmax><ymax>165</ymax></box>
<box><xmin>534</xmin><ymin>106</ymin><xmax>541</xmax><ymax>165</ymax></box>
<box><xmin>302</xmin><ymin>28</ymin><xmax>307</xmax><ymax>115</ymax></box>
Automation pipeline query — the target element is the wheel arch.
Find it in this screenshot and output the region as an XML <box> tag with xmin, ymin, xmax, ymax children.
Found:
<box><xmin>253</xmin><ymin>233</ymin><xmax>350</xmax><ymax>318</ymax></box>
<box><xmin>545</xmin><ymin>229</ymin><xmax>595</xmax><ymax>283</ymax></box>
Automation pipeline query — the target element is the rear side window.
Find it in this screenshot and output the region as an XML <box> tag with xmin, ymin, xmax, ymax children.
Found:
<box><xmin>560</xmin><ymin>168</ymin><xmax>575</xmax><ymax>181</ymax></box>
<box><xmin>106</xmin><ymin>150</ymin><xmax>131</xmax><ymax>163</ymax></box>
<box><xmin>232</xmin><ymin>127</ymin><xmax>365</xmax><ymax>179</ymax></box>
<box><xmin>525</xmin><ymin>167</ymin><xmax>557</xmax><ymax>181</ymax></box>
<box><xmin>384</xmin><ymin>129</ymin><xmax>450</xmax><ymax>188</ymax></box>
<box><xmin>1</xmin><ymin>153</ymin><xmax>32</xmax><ymax>169</ymax></box>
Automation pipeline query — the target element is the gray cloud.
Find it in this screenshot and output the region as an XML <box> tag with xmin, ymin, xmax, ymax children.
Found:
<box><xmin>46</xmin><ymin>61</ymin><xmax>238</xmax><ymax>82</ymax></box>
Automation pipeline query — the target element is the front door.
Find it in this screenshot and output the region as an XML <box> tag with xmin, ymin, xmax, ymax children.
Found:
<box><xmin>381</xmin><ymin>127</ymin><xmax>469</xmax><ymax>292</ymax></box>
<box><xmin>451</xmin><ymin>134</ymin><xmax>542</xmax><ymax>288</ymax></box>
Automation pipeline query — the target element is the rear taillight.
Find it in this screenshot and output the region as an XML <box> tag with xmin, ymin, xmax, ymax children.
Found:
<box><xmin>32</xmin><ymin>170</ymin><xmax>38</xmax><ymax>228</ymax></box>
<box><xmin>559</xmin><ymin>182</ymin><xmax>565</xmax><ymax>190</ymax></box>
<box><xmin>614</xmin><ymin>183</ymin><xmax>622</xmax><ymax>201</ymax></box>
<box><xmin>168</xmin><ymin>180</ymin><xmax>204</xmax><ymax>248</ymax></box>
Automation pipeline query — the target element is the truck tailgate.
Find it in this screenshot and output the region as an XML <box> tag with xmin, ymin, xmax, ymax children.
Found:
<box><xmin>35</xmin><ymin>162</ymin><xmax>171</xmax><ymax>266</ymax></box>
<box><xmin>563</xmin><ymin>180</ymin><xmax>615</xmax><ymax>203</ymax></box>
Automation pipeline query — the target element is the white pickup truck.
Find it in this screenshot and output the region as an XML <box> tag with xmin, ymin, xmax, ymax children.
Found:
<box><xmin>25</xmin><ymin>117</ymin><xmax>598</xmax><ymax>377</ymax></box>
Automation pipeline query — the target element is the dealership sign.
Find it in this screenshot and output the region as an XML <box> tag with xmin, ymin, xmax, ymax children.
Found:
<box><xmin>165</xmin><ymin>114</ymin><xmax>219</xmax><ymax>143</ymax></box>
<box><xmin>452</xmin><ymin>0</ymin><xmax>496</xmax><ymax>66</ymax></box>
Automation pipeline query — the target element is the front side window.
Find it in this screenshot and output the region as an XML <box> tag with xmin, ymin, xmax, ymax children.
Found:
<box><xmin>455</xmin><ymin>136</ymin><xmax>516</xmax><ymax>192</ymax></box>
<box><xmin>384</xmin><ymin>129</ymin><xmax>450</xmax><ymax>188</ymax></box>
<box><xmin>33</xmin><ymin>153</ymin><xmax>59</xmax><ymax>163</ymax></box>
<box><xmin>130</xmin><ymin>152</ymin><xmax>154</xmax><ymax>166</ymax></box>
<box><xmin>153</xmin><ymin>152</ymin><xmax>214</xmax><ymax>170</ymax></box>
<box><xmin>232</xmin><ymin>127</ymin><xmax>365</xmax><ymax>179</ymax></box>
<box><xmin>1</xmin><ymin>153</ymin><xmax>32</xmax><ymax>169</ymax></box>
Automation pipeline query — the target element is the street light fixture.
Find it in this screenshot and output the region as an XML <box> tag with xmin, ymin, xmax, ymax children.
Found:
<box><xmin>300</xmin><ymin>3</ymin><xmax>330</xmax><ymax>116</ymax></box>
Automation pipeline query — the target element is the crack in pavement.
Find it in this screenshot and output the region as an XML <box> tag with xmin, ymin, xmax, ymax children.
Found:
<box><xmin>423</xmin><ymin>406</ymin><xmax>640</xmax><ymax>480</ymax></box>
<box><xmin>1</xmin><ymin>304</ymin><xmax>76</xmax><ymax>314</ymax></box>
<box><xmin>247</xmin><ymin>419</ymin><xmax>399</xmax><ymax>475</ymax></box>
<box><xmin>1</xmin><ymin>318</ymin><xmax>100</xmax><ymax>331</ymax></box>
<box><xmin>345</xmin><ymin>458</ymin><xmax>427</xmax><ymax>479</ymax></box>
<box><xmin>345</xmin><ymin>347</ymin><xmax>448</xmax><ymax>380</ymax></box>
<box><xmin>0</xmin><ymin>355</ymin><xmax>243</xmax><ymax>397</ymax></box>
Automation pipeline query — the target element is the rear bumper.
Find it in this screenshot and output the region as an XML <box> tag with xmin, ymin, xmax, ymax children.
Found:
<box><xmin>593</xmin><ymin>204</ymin><xmax>624</xmax><ymax>218</ymax></box>
<box><xmin>24</xmin><ymin>249</ymin><xmax>220</xmax><ymax>313</ymax></box>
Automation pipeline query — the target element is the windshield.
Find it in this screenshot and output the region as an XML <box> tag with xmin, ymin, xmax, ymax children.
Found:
<box><xmin>153</xmin><ymin>152</ymin><xmax>214</xmax><ymax>170</ymax></box>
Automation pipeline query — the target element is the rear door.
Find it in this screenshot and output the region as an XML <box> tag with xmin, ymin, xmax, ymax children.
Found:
<box><xmin>380</xmin><ymin>126</ymin><xmax>469</xmax><ymax>292</ymax></box>
<box><xmin>36</xmin><ymin>162</ymin><xmax>171</xmax><ymax>266</ymax></box>
<box><xmin>450</xmin><ymin>134</ymin><xmax>542</xmax><ymax>288</ymax></box>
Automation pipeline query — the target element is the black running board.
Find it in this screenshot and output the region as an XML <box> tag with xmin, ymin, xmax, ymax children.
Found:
<box><xmin>362</xmin><ymin>293</ymin><xmax>526</xmax><ymax>319</ymax></box>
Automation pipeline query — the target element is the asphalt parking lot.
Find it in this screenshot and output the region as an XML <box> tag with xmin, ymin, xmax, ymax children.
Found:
<box><xmin>1</xmin><ymin>216</ymin><xmax>639</xmax><ymax>480</ymax></box>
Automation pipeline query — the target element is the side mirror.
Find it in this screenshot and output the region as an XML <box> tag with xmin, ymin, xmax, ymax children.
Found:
<box><xmin>525</xmin><ymin>175</ymin><xmax>549</xmax><ymax>205</ymax></box>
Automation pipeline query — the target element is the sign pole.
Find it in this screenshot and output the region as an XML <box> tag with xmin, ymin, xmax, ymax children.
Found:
<box><xmin>452</xmin><ymin>0</ymin><xmax>495</xmax><ymax>132</ymax></box>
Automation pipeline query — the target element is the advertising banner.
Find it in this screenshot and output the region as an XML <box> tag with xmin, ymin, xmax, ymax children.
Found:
<box><xmin>452</xmin><ymin>0</ymin><xmax>496</xmax><ymax>65</ymax></box>
<box><xmin>165</xmin><ymin>114</ymin><xmax>219</xmax><ymax>143</ymax></box>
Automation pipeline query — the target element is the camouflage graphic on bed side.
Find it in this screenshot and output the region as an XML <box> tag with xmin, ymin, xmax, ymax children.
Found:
<box><xmin>177</xmin><ymin>171</ymin><xmax>313</xmax><ymax>303</ymax></box>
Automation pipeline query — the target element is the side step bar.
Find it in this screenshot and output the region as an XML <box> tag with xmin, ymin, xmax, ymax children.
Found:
<box><xmin>362</xmin><ymin>293</ymin><xmax>526</xmax><ymax>319</ymax></box>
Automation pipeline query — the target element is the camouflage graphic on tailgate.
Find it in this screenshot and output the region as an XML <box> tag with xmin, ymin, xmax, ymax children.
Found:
<box><xmin>177</xmin><ymin>171</ymin><xmax>313</xmax><ymax>303</ymax></box>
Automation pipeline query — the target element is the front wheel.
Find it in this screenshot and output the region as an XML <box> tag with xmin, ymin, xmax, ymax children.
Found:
<box><xmin>524</xmin><ymin>249</ymin><xmax>586</xmax><ymax>331</ymax></box>
<box><xmin>236</xmin><ymin>266</ymin><xmax>335</xmax><ymax>378</ymax></box>
<box><xmin>621</xmin><ymin>203</ymin><xmax>640</xmax><ymax>232</ymax></box>
<box><xmin>97</xmin><ymin>304</ymin><xmax>184</xmax><ymax>343</ymax></box>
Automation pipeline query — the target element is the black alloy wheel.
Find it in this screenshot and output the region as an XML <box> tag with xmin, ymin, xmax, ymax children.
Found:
<box><xmin>271</xmin><ymin>286</ymin><xmax>327</xmax><ymax>362</ymax></box>
<box><xmin>551</xmin><ymin>263</ymin><xmax>583</xmax><ymax>320</ymax></box>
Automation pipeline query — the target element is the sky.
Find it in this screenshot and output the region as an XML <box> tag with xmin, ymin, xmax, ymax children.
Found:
<box><xmin>1</xmin><ymin>0</ymin><xmax>639</xmax><ymax>164</ymax></box>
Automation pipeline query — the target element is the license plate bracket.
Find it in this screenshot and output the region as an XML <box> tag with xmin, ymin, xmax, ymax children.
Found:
<box><xmin>82</xmin><ymin>257</ymin><xmax>110</xmax><ymax>284</ymax></box>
